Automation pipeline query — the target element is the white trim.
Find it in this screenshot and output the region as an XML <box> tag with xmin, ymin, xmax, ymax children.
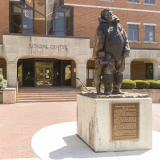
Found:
<box><xmin>143</xmin><ymin>3</ymin><xmax>157</xmax><ymax>6</ymax></box>
<box><xmin>143</xmin><ymin>41</ymin><xmax>157</xmax><ymax>44</ymax></box>
<box><xmin>129</xmin><ymin>41</ymin><xmax>141</xmax><ymax>43</ymax></box>
<box><xmin>143</xmin><ymin>23</ymin><xmax>157</xmax><ymax>26</ymax></box>
<box><xmin>127</xmin><ymin>22</ymin><xmax>141</xmax><ymax>25</ymax></box>
<box><xmin>127</xmin><ymin>2</ymin><xmax>141</xmax><ymax>5</ymax></box>
<box><xmin>64</xmin><ymin>3</ymin><xmax>160</xmax><ymax>13</ymax></box>
<box><xmin>99</xmin><ymin>0</ymin><xmax>114</xmax><ymax>2</ymax></box>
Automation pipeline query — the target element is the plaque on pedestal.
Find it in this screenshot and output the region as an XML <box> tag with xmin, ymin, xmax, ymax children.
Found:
<box><xmin>110</xmin><ymin>102</ymin><xmax>140</xmax><ymax>141</ymax></box>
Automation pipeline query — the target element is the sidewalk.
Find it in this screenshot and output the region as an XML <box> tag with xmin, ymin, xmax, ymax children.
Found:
<box><xmin>0</xmin><ymin>102</ymin><xmax>159</xmax><ymax>159</ymax></box>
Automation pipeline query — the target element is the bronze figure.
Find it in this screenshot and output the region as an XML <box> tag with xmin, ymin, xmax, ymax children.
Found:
<box><xmin>93</xmin><ymin>8</ymin><xmax>130</xmax><ymax>95</ymax></box>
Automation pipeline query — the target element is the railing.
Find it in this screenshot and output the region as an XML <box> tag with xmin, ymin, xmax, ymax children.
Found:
<box><xmin>76</xmin><ymin>78</ymin><xmax>91</xmax><ymax>92</ymax></box>
<box><xmin>16</xmin><ymin>81</ymin><xmax>19</xmax><ymax>101</ymax></box>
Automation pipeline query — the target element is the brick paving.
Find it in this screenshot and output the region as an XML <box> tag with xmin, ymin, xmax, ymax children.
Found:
<box><xmin>0</xmin><ymin>102</ymin><xmax>159</xmax><ymax>159</ymax></box>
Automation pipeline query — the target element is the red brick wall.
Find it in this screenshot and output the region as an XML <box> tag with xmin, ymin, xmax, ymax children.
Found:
<box><xmin>0</xmin><ymin>58</ymin><xmax>7</xmax><ymax>80</ymax></box>
<box><xmin>131</xmin><ymin>61</ymin><xmax>146</xmax><ymax>80</ymax></box>
<box><xmin>65</xmin><ymin>0</ymin><xmax>160</xmax><ymax>49</ymax></box>
<box><xmin>0</xmin><ymin>0</ymin><xmax>9</xmax><ymax>43</ymax></box>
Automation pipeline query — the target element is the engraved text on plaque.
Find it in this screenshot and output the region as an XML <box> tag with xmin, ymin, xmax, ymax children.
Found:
<box><xmin>110</xmin><ymin>102</ymin><xmax>140</xmax><ymax>141</ymax></box>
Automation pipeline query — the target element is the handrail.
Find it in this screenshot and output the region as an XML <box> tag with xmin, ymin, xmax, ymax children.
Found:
<box><xmin>17</xmin><ymin>81</ymin><xmax>19</xmax><ymax>101</ymax></box>
<box><xmin>76</xmin><ymin>78</ymin><xmax>91</xmax><ymax>92</ymax></box>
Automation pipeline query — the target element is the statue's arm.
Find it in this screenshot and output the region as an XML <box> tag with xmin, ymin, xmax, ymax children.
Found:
<box><xmin>121</xmin><ymin>26</ymin><xmax>130</xmax><ymax>58</ymax></box>
<box><xmin>93</xmin><ymin>27</ymin><xmax>104</xmax><ymax>59</ymax></box>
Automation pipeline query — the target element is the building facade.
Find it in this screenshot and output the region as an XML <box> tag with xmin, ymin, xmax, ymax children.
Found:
<box><xmin>0</xmin><ymin>0</ymin><xmax>160</xmax><ymax>88</ymax></box>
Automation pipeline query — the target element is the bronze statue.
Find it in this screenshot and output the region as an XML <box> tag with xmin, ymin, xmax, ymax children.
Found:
<box><xmin>93</xmin><ymin>8</ymin><xmax>130</xmax><ymax>95</ymax></box>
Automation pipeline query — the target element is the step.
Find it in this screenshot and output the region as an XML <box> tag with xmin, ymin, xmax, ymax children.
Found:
<box><xmin>17</xmin><ymin>96</ymin><xmax>77</xmax><ymax>99</ymax></box>
<box><xmin>16</xmin><ymin>99</ymin><xmax>77</xmax><ymax>103</ymax></box>
<box><xmin>18</xmin><ymin>93</ymin><xmax>79</xmax><ymax>95</ymax></box>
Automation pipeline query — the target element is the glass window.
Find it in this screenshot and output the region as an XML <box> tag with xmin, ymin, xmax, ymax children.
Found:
<box><xmin>146</xmin><ymin>63</ymin><xmax>153</xmax><ymax>79</ymax></box>
<box><xmin>128</xmin><ymin>0</ymin><xmax>138</xmax><ymax>2</ymax></box>
<box><xmin>145</xmin><ymin>26</ymin><xmax>155</xmax><ymax>42</ymax></box>
<box><xmin>10</xmin><ymin>3</ymin><xmax>22</xmax><ymax>33</ymax></box>
<box><xmin>55</xmin><ymin>12</ymin><xmax>65</xmax><ymax>31</ymax></box>
<box><xmin>34</xmin><ymin>11</ymin><xmax>45</xmax><ymax>34</ymax></box>
<box><xmin>46</xmin><ymin>12</ymin><xmax>53</xmax><ymax>35</ymax></box>
<box><xmin>66</xmin><ymin>7</ymin><xmax>73</xmax><ymax>30</ymax></box>
<box><xmin>25</xmin><ymin>0</ymin><xmax>33</xmax><ymax>8</ymax></box>
<box><xmin>22</xmin><ymin>30</ymin><xmax>33</xmax><ymax>34</ymax></box>
<box><xmin>145</xmin><ymin>0</ymin><xmax>154</xmax><ymax>4</ymax></box>
<box><xmin>34</xmin><ymin>0</ymin><xmax>45</xmax><ymax>15</ymax></box>
<box><xmin>11</xmin><ymin>22</ymin><xmax>22</xmax><ymax>33</ymax></box>
<box><xmin>128</xmin><ymin>25</ymin><xmax>139</xmax><ymax>41</ymax></box>
<box><xmin>87</xmin><ymin>68</ymin><xmax>95</xmax><ymax>79</ymax></box>
<box><xmin>66</xmin><ymin>26</ymin><xmax>73</xmax><ymax>36</ymax></box>
<box><xmin>46</xmin><ymin>0</ymin><xmax>54</xmax><ymax>15</ymax></box>
<box><xmin>22</xmin><ymin>9</ymin><xmax>33</xmax><ymax>29</ymax></box>
<box><xmin>0</xmin><ymin>68</ymin><xmax>3</xmax><ymax>76</ymax></box>
<box><xmin>54</xmin><ymin>31</ymin><xmax>65</xmax><ymax>36</ymax></box>
<box><xmin>55</xmin><ymin>0</ymin><xmax>64</xmax><ymax>10</ymax></box>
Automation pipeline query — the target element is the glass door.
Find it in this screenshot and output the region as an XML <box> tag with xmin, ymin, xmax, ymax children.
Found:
<box><xmin>44</xmin><ymin>67</ymin><xmax>52</xmax><ymax>87</ymax></box>
<box><xmin>36</xmin><ymin>67</ymin><xmax>52</xmax><ymax>87</ymax></box>
<box><xmin>36</xmin><ymin>67</ymin><xmax>44</xmax><ymax>87</ymax></box>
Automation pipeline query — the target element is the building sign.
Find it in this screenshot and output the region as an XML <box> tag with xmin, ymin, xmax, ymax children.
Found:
<box><xmin>28</xmin><ymin>44</ymin><xmax>68</xmax><ymax>50</ymax></box>
<box><xmin>110</xmin><ymin>102</ymin><xmax>140</xmax><ymax>141</ymax></box>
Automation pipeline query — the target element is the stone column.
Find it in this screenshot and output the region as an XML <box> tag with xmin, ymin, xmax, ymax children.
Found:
<box><xmin>7</xmin><ymin>62</ymin><xmax>17</xmax><ymax>88</ymax></box>
<box><xmin>123</xmin><ymin>62</ymin><xmax>130</xmax><ymax>79</ymax></box>
<box><xmin>158</xmin><ymin>66</ymin><xmax>160</xmax><ymax>80</ymax></box>
<box><xmin>76</xmin><ymin>63</ymin><xmax>87</xmax><ymax>88</ymax></box>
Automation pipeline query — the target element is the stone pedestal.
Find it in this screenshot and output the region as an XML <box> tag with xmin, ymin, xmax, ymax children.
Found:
<box><xmin>0</xmin><ymin>88</ymin><xmax>16</xmax><ymax>104</ymax></box>
<box><xmin>77</xmin><ymin>93</ymin><xmax>152</xmax><ymax>152</ymax></box>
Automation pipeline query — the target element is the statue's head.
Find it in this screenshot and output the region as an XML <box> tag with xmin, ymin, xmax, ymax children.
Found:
<box><xmin>101</xmin><ymin>8</ymin><xmax>112</xmax><ymax>22</ymax></box>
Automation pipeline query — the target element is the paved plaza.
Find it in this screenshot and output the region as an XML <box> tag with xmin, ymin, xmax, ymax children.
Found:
<box><xmin>0</xmin><ymin>102</ymin><xmax>159</xmax><ymax>159</ymax></box>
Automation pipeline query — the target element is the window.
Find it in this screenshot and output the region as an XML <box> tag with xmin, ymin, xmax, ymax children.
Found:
<box><xmin>145</xmin><ymin>0</ymin><xmax>154</xmax><ymax>4</ymax></box>
<box><xmin>146</xmin><ymin>63</ymin><xmax>153</xmax><ymax>79</ymax></box>
<box><xmin>0</xmin><ymin>67</ymin><xmax>3</xmax><ymax>76</ymax></box>
<box><xmin>86</xmin><ymin>68</ymin><xmax>95</xmax><ymax>79</ymax></box>
<box><xmin>53</xmin><ymin>6</ymin><xmax>73</xmax><ymax>36</ymax></box>
<box><xmin>128</xmin><ymin>25</ymin><xmax>139</xmax><ymax>41</ymax></box>
<box><xmin>145</xmin><ymin>26</ymin><xmax>154</xmax><ymax>42</ymax></box>
<box><xmin>128</xmin><ymin>0</ymin><xmax>138</xmax><ymax>2</ymax></box>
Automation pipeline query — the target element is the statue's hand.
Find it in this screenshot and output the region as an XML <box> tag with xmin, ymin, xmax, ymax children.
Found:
<box><xmin>123</xmin><ymin>52</ymin><xmax>130</xmax><ymax>58</ymax></box>
<box><xmin>116</xmin><ymin>18</ymin><xmax>120</xmax><ymax>23</ymax></box>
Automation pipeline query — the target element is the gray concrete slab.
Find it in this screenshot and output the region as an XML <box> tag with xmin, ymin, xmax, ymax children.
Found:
<box><xmin>31</xmin><ymin>122</ymin><xmax>160</xmax><ymax>160</ymax></box>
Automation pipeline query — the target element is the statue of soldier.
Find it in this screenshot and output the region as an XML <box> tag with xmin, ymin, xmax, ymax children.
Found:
<box><xmin>93</xmin><ymin>8</ymin><xmax>130</xmax><ymax>95</ymax></box>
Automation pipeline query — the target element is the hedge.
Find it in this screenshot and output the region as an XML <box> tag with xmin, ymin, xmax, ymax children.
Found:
<box><xmin>147</xmin><ymin>80</ymin><xmax>160</xmax><ymax>89</ymax></box>
<box><xmin>0</xmin><ymin>75</ymin><xmax>7</xmax><ymax>91</ymax></box>
<box><xmin>135</xmin><ymin>80</ymin><xmax>150</xmax><ymax>89</ymax></box>
<box><xmin>121</xmin><ymin>79</ymin><xmax>136</xmax><ymax>89</ymax></box>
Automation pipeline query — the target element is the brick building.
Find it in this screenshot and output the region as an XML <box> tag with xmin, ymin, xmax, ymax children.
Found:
<box><xmin>0</xmin><ymin>0</ymin><xmax>160</xmax><ymax>88</ymax></box>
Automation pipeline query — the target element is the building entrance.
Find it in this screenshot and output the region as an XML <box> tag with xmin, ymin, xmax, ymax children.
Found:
<box><xmin>17</xmin><ymin>58</ymin><xmax>73</xmax><ymax>87</ymax></box>
<box><xmin>36</xmin><ymin>67</ymin><xmax>52</xmax><ymax>87</ymax></box>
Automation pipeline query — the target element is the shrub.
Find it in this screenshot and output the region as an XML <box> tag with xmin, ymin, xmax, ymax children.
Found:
<box><xmin>135</xmin><ymin>80</ymin><xmax>150</xmax><ymax>89</ymax></box>
<box><xmin>0</xmin><ymin>75</ymin><xmax>3</xmax><ymax>82</ymax></box>
<box><xmin>0</xmin><ymin>75</ymin><xmax>7</xmax><ymax>91</ymax></box>
<box><xmin>147</xmin><ymin>80</ymin><xmax>160</xmax><ymax>89</ymax></box>
<box><xmin>121</xmin><ymin>79</ymin><xmax>136</xmax><ymax>89</ymax></box>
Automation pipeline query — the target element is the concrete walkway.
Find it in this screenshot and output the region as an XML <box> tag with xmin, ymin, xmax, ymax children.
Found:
<box><xmin>0</xmin><ymin>102</ymin><xmax>159</xmax><ymax>159</ymax></box>
<box><xmin>32</xmin><ymin>122</ymin><xmax>160</xmax><ymax>160</ymax></box>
